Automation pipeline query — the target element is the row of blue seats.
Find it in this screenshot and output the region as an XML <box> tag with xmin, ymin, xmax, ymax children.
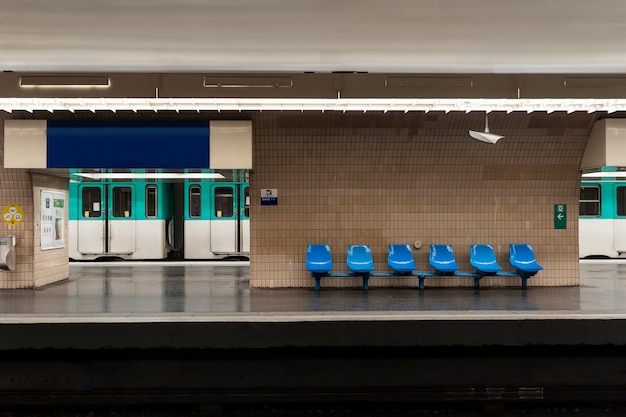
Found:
<box><xmin>306</xmin><ymin>243</ymin><xmax>543</xmax><ymax>290</ymax></box>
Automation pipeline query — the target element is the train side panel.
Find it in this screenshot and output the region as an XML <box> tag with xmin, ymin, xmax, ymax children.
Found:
<box><xmin>75</xmin><ymin>219</ymin><xmax>105</xmax><ymax>256</ymax></box>
<box><xmin>184</xmin><ymin>220</ymin><xmax>213</xmax><ymax>259</ymax></box>
<box><xmin>241</xmin><ymin>219</ymin><xmax>250</xmax><ymax>253</ymax></box>
<box><xmin>183</xmin><ymin>180</ymin><xmax>249</xmax><ymax>259</ymax></box>
<box><xmin>580</xmin><ymin>178</ymin><xmax>626</xmax><ymax>258</ymax></box>
<box><xmin>579</xmin><ymin>218</ymin><xmax>619</xmax><ymax>258</ymax></box>
<box><xmin>130</xmin><ymin>220</ymin><xmax>169</xmax><ymax>259</ymax></box>
<box><xmin>70</xmin><ymin>172</ymin><xmax>248</xmax><ymax>261</ymax></box>
<box><xmin>210</xmin><ymin>220</ymin><xmax>238</xmax><ymax>254</ymax></box>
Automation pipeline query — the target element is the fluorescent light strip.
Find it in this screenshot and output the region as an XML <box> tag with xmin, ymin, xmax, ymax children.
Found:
<box><xmin>581</xmin><ymin>172</ymin><xmax>626</xmax><ymax>178</ymax></box>
<box><xmin>1</xmin><ymin>98</ymin><xmax>626</xmax><ymax>113</ymax></box>
<box><xmin>19</xmin><ymin>76</ymin><xmax>111</xmax><ymax>88</ymax></box>
<box><xmin>19</xmin><ymin>85</ymin><xmax>112</xmax><ymax>89</ymax></box>
<box><xmin>74</xmin><ymin>173</ymin><xmax>225</xmax><ymax>180</ymax></box>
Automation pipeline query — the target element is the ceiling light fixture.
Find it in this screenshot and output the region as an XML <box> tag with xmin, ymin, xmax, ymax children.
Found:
<box><xmin>581</xmin><ymin>171</ymin><xmax>626</xmax><ymax>178</ymax></box>
<box><xmin>19</xmin><ymin>75</ymin><xmax>111</xmax><ymax>89</ymax></box>
<box><xmin>468</xmin><ymin>112</ymin><xmax>504</xmax><ymax>144</ymax></box>
<box><xmin>74</xmin><ymin>172</ymin><xmax>225</xmax><ymax>180</ymax></box>
<box><xmin>1</xmin><ymin>97</ymin><xmax>626</xmax><ymax>113</ymax></box>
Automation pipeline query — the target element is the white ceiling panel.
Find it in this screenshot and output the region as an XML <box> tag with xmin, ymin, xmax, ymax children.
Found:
<box><xmin>1</xmin><ymin>0</ymin><xmax>626</xmax><ymax>73</ymax></box>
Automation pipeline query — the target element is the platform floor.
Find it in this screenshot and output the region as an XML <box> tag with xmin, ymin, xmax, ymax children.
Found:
<box><xmin>1</xmin><ymin>261</ymin><xmax>625</xmax><ymax>406</ymax></box>
<box><xmin>0</xmin><ymin>259</ymin><xmax>624</xmax><ymax>321</ymax></box>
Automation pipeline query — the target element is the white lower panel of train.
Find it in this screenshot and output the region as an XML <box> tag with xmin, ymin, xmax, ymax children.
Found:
<box><xmin>184</xmin><ymin>220</ymin><xmax>250</xmax><ymax>259</ymax></box>
<box><xmin>69</xmin><ymin>220</ymin><xmax>168</xmax><ymax>260</ymax></box>
<box><xmin>579</xmin><ymin>218</ymin><xmax>626</xmax><ymax>258</ymax></box>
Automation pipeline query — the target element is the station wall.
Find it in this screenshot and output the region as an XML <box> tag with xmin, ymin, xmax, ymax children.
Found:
<box><xmin>249</xmin><ymin>111</ymin><xmax>595</xmax><ymax>288</ymax></box>
<box><xmin>0</xmin><ymin>114</ymin><xmax>69</xmax><ymax>288</ymax></box>
<box><xmin>0</xmin><ymin>110</ymin><xmax>596</xmax><ymax>289</ymax></box>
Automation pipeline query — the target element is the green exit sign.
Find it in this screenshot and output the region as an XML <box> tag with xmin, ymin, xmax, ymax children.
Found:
<box><xmin>554</xmin><ymin>204</ymin><xmax>567</xmax><ymax>229</ymax></box>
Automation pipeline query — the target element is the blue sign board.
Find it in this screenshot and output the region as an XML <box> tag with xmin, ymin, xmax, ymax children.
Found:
<box><xmin>261</xmin><ymin>189</ymin><xmax>278</xmax><ymax>206</ymax></box>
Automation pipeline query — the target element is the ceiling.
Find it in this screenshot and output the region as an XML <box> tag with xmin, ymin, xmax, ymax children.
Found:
<box><xmin>2</xmin><ymin>0</ymin><xmax>626</xmax><ymax>74</ymax></box>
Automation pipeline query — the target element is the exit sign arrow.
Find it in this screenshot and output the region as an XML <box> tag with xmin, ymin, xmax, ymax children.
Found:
<box><xmin>554</xmin><ymin>204</ymin><xmax>567</xmax><ymax>229</ymax></box>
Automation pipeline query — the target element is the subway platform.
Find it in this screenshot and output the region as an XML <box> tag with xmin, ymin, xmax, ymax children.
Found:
<box><xmin>0</xmin><ymin>260</ymin><xmax>625</xmax><ymax>347</ymax></box>
<box><xmin>0</xmin><ymin>260</ymin><xmax>625</xmax><ymax>407</ymax></box>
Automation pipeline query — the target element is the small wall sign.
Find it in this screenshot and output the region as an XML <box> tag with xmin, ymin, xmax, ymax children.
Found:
<box><xmin>261</xmin><ymin>189</ymin><xmax>278</xmax><ymax>206</ymax></box>
<box><xmin>2</xmin><ymin>204</ymin><xmax>24</xmax><ymax>226</ymax></box>
<box><xmin>554</xmin><ymin>204</ymin><xmax>567</xmax><ymax>229</ymax></box>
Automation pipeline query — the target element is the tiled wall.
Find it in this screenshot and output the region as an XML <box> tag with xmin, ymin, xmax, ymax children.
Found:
<box><xmin>0</xmin><ymin>117</ymin><xmax>70</xmax><ymax>288</ymax></box>
<box><xmin>0</xmin><ymin>110</ymin><xmax>597</xmax><ymax>289</ymax></box>
<box><xmin>0</xmin><ymin>117</ymin><xmax>35</xmax><ymax>288</ymax></box>
<box><xmin>249</xmin><ymin>111</ymin><xmax>596</xmax><ymax>288</ymax></box>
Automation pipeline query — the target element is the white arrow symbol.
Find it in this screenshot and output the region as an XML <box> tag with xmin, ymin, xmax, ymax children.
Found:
<box><xmin>557</xmin><ymin>213</ymin><xmax>564</xmax><ymax>220</ymax></box>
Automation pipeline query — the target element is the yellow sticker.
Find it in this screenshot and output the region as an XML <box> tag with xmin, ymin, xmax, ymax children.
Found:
<box><xmin>2</xmin><ymin>204</ymin><xmax>24</xmax><ymax>225</ymax></box>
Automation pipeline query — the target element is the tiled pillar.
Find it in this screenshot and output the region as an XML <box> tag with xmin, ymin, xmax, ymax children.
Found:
<box><xmin>0</xmin><ymin>171</ymin><xmax>35</xmax><ymax>288</ymax></box>
<box><xmin>0</xmin><ymin>118</ymin><xmax>69</xmax><ymax>288</ymax></box>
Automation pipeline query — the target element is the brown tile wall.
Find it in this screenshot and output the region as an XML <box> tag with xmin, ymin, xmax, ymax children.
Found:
<box><xmin>0</xmin><ymin>116</ymin><xmax>70</xmax><ymax>288</ymax></box>
<box><xmin>0</xmin><ymin>110</ymin><xmax>597</xmax><ymax>289</ymax></box>
<box><xmin>249</xmin><ymin>111</ymin><xmax>596</xmax><ymax>288</ymax></box>
<box><xmin>0</xmin><ymin>116</ymin><xmax>35</xmax><ymax>288</ymax></box>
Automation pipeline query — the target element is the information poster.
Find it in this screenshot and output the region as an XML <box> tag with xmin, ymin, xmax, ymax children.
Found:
<box><xmin>41</xmin><ymin>190</ymin><xmax>65</xmax><ymax>250</ymax></box>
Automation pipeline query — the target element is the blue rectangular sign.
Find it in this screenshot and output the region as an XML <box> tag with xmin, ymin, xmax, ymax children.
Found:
<box><xmin>47</xmin><ymin>121</ymin><xmax>210</xmax><ymax>169</ymax></box>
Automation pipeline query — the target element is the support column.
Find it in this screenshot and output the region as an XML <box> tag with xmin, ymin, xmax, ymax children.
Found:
<box><xmin>0</xmin><ymin>118</ymin><xmax>69</xmax><ymax>288</ymax></box>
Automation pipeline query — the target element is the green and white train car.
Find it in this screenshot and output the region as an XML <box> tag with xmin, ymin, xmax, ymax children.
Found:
<box><xmin>69</xmin><ymin>170</ymin><xmax>249</xmax><ymax>260</ymax></box>
<box><xmin>580</xmin><ymin>171</ymin><xmax>626</xmax><ymax>258</ymax></box>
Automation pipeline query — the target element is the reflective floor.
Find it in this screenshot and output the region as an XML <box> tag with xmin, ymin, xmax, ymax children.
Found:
<box><xmin>0</xmin><ymin>260</ymin><xmax>625</xmax><ymax>321</ymax></box>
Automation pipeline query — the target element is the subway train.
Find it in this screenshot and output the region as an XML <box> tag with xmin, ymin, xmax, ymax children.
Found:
<box><xmin>68</xmin><ymin>168</ymin><xmax>623</xmax><ymax>260</ymax></box>
<box><xmin>579</xmin><ymin>172</ymin><xmax>626</xmax><ymax>258</ymax></box>
<box><xmin>68</xmin><ymin>169</ymin><xmax>250</xmax><ymax>261</ymax></box>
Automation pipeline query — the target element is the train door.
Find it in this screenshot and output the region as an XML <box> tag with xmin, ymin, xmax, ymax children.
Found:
<box><xmin>108</xmin><ymin>184</ymin><xmax>136</xmax><ymax>254</ymax></box>
<box><xmin>76</xmin><ymin>184</ymin><xmax>136</xmax><ymax>255</ymax></box>
<box><xmin>240</xmin><ymin>185</ymin><xmax>250</xmax><ymax>253</ymax></box>
<box><xmin>77</xmin><ymin>184</ymin><xmax>106</xmax><ymax>254</ymax></box>
<box><xmin>613</xmin><ymin>185</ymin><xmax>626</xmax><ymax>253</ymax></box>
<box><xmin>210</xmin><ymin>184</ymin><xmax>249</xmax><ymax>254</ymax></box>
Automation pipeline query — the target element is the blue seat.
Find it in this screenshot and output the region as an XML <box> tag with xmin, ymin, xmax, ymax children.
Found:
<box><xmin>346</xmin><ymin>245</ymin><xmax>375</xmax><ymax>274</ymax></box>
<box><xmin>387</xmin><ymin>244</ymin><xmax>417</xmax><ymax>273</ymax></box>
<box><xmin>509</xmin><ymin>244</ymin><xmax>543</xmax><ymax>274</ymax></box>
<box><xmin>306</xmin><ymin>244</ymin><xmax>333</xmax><ymax>275</ymax></box>
<box><xmin>470</xmin><ymin>244</ymin><xmax>503</xmax><ymax>275</ymax></box>
<box><xmin>429</xmin><ymin>244</ymin><xmax>460</xmax><ymax>275</ymax></box>
<box><xmin>306</xmin><ymin>244</ymin><xmax>373</xmax><ymax>290</ymax></box>
<box><xmin>510</xmin><ymin>244</ymin><xmax>543</xmax><ymax>289</ymax></box>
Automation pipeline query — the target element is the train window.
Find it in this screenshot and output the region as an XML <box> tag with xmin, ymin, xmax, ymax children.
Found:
<box><xmin>214</xmin><ymin>187</ymin><xmax>233</xmax><ymax>218</ymax></box>
<box><xmin>189</xmin><ymin>185</ymin><xmax>201</xmax><ymax>218</ymax></box>
<box><xmin>244</xmin><ymin>187</ymin><xmax>250</xmax><ymax>218</ymax></box>
<box><xmin>617</xmin><ymin>187</ymin><xmax>626</xmax><ymax>216</ymax></box>
<box><xmin>81</xmin><ymin>187</ymin><xmax>102</xmax><ymax>218</ymax></box>
<box><xmin>145</xmin><ymin>185</ymin><xmax>158</xmax><ymax>218</ymax></box>
<box><xmin>112</xmin><ymin>187</ymin><xmax>132</xmax><ymax>217</ymax></box>
<box><xmin>579</xmin><ymin>186</ymin><xmax>600</xmax><ymax>216</ymax></box>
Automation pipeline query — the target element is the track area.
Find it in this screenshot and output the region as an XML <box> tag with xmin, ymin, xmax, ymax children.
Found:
<box><xmin>0</xmin><ymin>261</ymin><xmax>624</xmax><ymax>410</ymax></box>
